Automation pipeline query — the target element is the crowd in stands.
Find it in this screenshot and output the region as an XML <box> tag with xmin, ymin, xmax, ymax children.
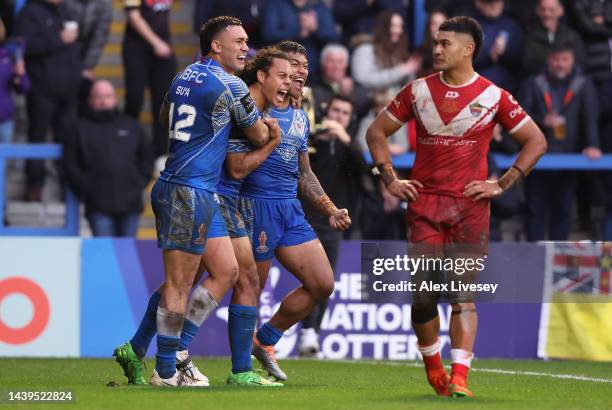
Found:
<box><xmin>0</xmin><ymin>0</ymin><xmax>611</xmax><ymax>240</ymax></box>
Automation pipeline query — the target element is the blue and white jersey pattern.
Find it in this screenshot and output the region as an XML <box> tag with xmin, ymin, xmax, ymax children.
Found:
<box><xmin>241</xmin><ymin>106</ymin><xmax>310</xmax><ymax>200</ymax></box>
<box><xmin>216</xmin><ymin>111</ymin><xmax>265</xmax><ymax>198</ymax></box>
<box><xmin>159</xmin><ymin>57</ymin><xmax>259</xmax><ymax>191</ymax></box>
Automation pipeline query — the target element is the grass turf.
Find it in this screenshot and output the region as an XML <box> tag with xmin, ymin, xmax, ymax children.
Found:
<box><xmin>0</xmin><ymin>358</ymin><xmax>611</xmax><ymax>409</ymax></box>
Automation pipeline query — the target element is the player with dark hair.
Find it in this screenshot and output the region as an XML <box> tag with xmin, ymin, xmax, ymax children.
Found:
<box><xmin>205</xmin><ymin>46</ymin><xmax>292</xmax><ymax>386</ymax></box>
<box><xmin>367</xmin><ymin>16</ymin><xmax>547</xmax><ymax>397</ymax></box>
<box><xmin>245</xmin><ymin>41</ymin><xmax>352</xmax><ymax>382</ymax></box>
<box><xmin>113</xmin><ymin>15</ymin><xmax>279</xmax><ymax>387</ymax></box>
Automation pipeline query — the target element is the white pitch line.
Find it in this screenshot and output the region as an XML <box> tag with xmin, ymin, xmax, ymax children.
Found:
<box><xmin>325</xmin><ymin>359</ymin><xmax>612</xmax><ymax>384</ymax></box>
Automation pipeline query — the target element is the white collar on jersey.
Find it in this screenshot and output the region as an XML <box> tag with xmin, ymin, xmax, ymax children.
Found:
<box><xmin>439</xmin><ymin>71</ymin><xmax>479</xmax><ymax>88</ymax></box>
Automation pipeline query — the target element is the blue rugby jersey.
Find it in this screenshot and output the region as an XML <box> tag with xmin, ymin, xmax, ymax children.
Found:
<box><xmin>241</xmin><ymin>106</ymin><xmax>310</xmax><ymax>199</ymax></box>
<box><xmin>216</xmin><ymin>111</ymin><xmax>265</xmax><ymax>198</ymax></box>
<box><xmin>159</xmin><ymin>57</ymin><xmax>259</xmax><ymax>191</ymax></box>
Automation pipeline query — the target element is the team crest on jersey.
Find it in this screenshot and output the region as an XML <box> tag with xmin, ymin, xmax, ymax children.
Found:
<box><xmin>256</xmin><ymin>231</ymin><xmax>269</xmax><ymax>253</ymax></box>
<box><xmin>276</xmin><ymin>146</ymin><xmax>296</xmax><ymax>162</ymax></box>
<box><xmin>469</xmin><ymin>103</ymin><xmax>484</xmax><ymax>117</ymax></box>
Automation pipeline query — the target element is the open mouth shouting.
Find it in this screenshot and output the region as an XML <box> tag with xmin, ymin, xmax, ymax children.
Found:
<box><xmin>275</xmin><ymin>89</ymin><xmax>288</xmax><ymax>105</ymax></box>
<box><xmin>293</xmin><ymin>77</ymin><xmax>305</xmax><ymax>92</ymax></box>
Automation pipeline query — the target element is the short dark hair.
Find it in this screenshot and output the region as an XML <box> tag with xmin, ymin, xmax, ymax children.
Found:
<box><xmin>438</xmin><ymin>16</ymin><xmax>484</xmax><ymax>60</ymax></box>
<box><xmin>240</xmin><ymin>47</ymin><xmax>290</xmax><ymax>86</ymax></box>
<box><xmin>199</xmin><ymin>16</ymin><xmax>243</xmax><ymax>56</ymax></box>
<box><xmin>548</xmin><ymin>43</ymin><xmax>575</xmax><ymax>56</ymax></box>
<box><xmin>275</xmin><ymin>41</ymin><xmax>307</xmax><ymax>57</ymax></box>
<box><xmin>328</xmin><ymin>94</ymin><xmax>354</xmax><ymax>109</ymax></box>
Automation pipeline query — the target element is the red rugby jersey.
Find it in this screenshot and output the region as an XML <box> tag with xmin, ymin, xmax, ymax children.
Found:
<box><xmin>385</xmin><ymin>72</ymin><xmax>530</xmax><ymax>197</ymax></box>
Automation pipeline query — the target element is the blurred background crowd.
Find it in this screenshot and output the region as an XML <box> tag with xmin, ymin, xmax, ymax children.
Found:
<box><xmin>1</xmin><ymin>0</ymin><xmax>611</xmax><ymax>241</ymax></box>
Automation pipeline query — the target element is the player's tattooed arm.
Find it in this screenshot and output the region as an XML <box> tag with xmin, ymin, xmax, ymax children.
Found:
<box><xmin>226</xmin><ymin>119</ymin><xmax>281</xmax><ymax>179</ymax></box>
<box><xmin>298</xmin><ymin>152</ymin><xmax>351</xmax><ymax>231</ymax></box>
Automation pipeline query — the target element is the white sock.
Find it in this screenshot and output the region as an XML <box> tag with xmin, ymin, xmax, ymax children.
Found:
<box><xmin>450</xmin><ymin>348</ymin><xmax>474</xmax><ymax>368</ymax></box>
<box><xmin>417</xmin><ymin>339</ymin><xmax>441</xmax><ymax>357</ymax></box>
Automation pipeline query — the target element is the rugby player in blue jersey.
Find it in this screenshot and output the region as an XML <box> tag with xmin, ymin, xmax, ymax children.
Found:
<box><xmin>243</xmin><ymin>41</ymin><xmax>352</xmax><ymax>381</ymax></box>
<box><xmin>204</xmin><ymin>47</ymin><xmax>293</xmax><ymax>386</ymax></box>
<box><xmin>113</xmin><ymin>16</ymin><xmax>279</xmax><ymax>387</ymax></box>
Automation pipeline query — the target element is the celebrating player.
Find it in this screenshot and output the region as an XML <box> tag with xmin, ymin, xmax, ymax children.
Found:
<box><xmin>113</xmin><ymin>16</ymin><xmax>277</xmax><ymax>387</ymax></box>
<box><xmin>244</xmin><ymin>41</ymin><xmax>352</xmax><ymax>381</ymax></box>
<box><xmin>203</xmin><ymin>46</ymin><xmax>292</xmax><ymax>386</ymax></box>
<box><xmin>366</xmin><ymin>16</ymin><xmax>547</xmax><ymax>397</ymax></box>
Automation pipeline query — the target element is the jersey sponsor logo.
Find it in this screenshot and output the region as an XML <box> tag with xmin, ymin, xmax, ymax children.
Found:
<box><xmin>240</xmin><ymin>94</ymin><xmax>256</xmax><ymax>114</ymax></box>
<box><xmin>417</xmin><ymin>136</ymin><xmax>477</xmax><ymax>147</ymax></box>
<box><xmin>445</xmin><ymin>91</ymin><xmax>459</xmax><ymax>99</ymax></box>
<box><xmin>256</xmin><ymin>231</ymin><xmax>269</xmax><ymax>254</ymax></box>
<box><xmin>180</xmin><ymin>68</ymin><xmax>207</xmax><ymax>84</ymax></box>
<box><xmin>508</xmin><ymin>94</ymin><xmax>519</xmax><ymax>105</ymax></box>
<box><xmin>469</xmin><ymin>103</ymin><xmax>483</xmax><ymax>117</ymax></box>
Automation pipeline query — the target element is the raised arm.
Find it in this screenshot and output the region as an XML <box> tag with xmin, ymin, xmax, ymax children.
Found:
<box><xmin>298</xmin><ymin>152</ymin><xmax>351</xmax><ymax>231</ymax></box>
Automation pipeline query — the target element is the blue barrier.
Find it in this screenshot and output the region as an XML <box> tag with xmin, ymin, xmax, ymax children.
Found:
<box><xmin>364</xmin><ymin>152</ymin><xmax>612</xmax><ymax>170</ymax></box>
<box><xmin>0</xmin><ymin>144</ymin><xmax>79</xmax><ymax>236</ymax></box>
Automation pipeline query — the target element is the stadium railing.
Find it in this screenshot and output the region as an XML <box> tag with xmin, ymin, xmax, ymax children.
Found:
<box><xmin>1</xmin><ymin>145</ymin><xmax>612</xmax><ymax>236</ymax></box>
<box><xmin>364</xmin><ymin>153</ymin><xmax>612</xmax><ymax>170</ymax></box>
<box><xmin>0</xmin><ymin>144</ymin><xmax>79</xmax><ymax>236</ymax></box>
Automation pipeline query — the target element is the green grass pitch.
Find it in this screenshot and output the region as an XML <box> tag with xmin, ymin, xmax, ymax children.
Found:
<box><xmin>1</xmin><ymin>358</ymin><xmax>611</xmax><ymax>409</ymax></box>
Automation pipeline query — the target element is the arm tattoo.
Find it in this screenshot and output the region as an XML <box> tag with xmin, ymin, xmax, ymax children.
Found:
<box><xmin>298</xmin><ymin>153</ymin><xmax>338</xmax><ymax>217</ymax></box>
<box><xmin>498</xmin><ymin>165</ymin><xmax>525</xmax><ymax>192</ymax></box>
<box><xmin>376</xmin><ymin>161</ymin><xmax>398</xmax><ymax>187</ymax></box>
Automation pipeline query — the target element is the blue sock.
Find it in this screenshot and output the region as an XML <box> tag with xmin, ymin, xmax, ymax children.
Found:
<box><xmin>156</xmin><ymin>334</ymin><xmax>180</xmax><ymax>379</ymax></box>
<box><xmin>228</xmin><ymin>304</ymin><xmax>257</xmax><ymax>373</ymax></box>
<box><xmin>256</xmin><ymin>322</ymin><xmax>283</xmax><ymax>346</ymax></box>
<box><xmin>130</xmin><ymin>291</ymin><xmax>161</xmax><ymax>357</ymax></box>
<box><xmin>178</xmin><ymin>319</ymin><xmax>199</xmax><ymax>351</ymax></box>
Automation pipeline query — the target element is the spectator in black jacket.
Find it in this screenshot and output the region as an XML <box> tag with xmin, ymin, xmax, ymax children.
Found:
<box><xmin>64</xmin><ymin>80</ymin><xmax>153</xmax><ymax>237</ymax></box>
<box><xmin>571</xmin><ymin>0</ymin><xmax>612</xmax><ymax>84</ymax></box>
<box><xmin>519</xmin><ymin>45</ymin><xmax>601</xmax><ymax>241</ymax></box>
<box><xmin>521</xmin><ymin>0</ymin><xmax>586</xmax><ymax>77</ymax></box>
<box><xmin>15</xmin><ymin>0</ymin><xmax>81</xmax><ymax>201</ymax></box>
<box><xmin>122</xmin><ymin>0</ymin><xmax>176</xmax><ymax>159</ymax></box>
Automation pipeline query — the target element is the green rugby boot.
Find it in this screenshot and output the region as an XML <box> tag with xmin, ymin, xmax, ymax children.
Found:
<box><xmin>227</xmin><ymin>370</ymin><xmax>284</xmax><ymax>387</ymax></box>
<box><xmin>113</xmin><ymin>342</ymin><xmax>147</xmax><ymax>385</ymax></box>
